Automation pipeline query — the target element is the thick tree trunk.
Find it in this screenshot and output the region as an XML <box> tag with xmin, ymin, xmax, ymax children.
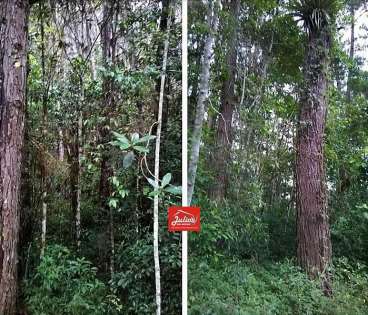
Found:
<box><xmin>188</xmin><ymin>0</ymin><xmax>218</xmax><ymax>204</ymax></box>
<box><xmin>296</xmin><ymin>23</ymin><xmax>332</xmax><ymax>296</ymax></box>
<box><xmin>210</xmin><ymin>0</ymin><xmax>240</xmax><ymax>200</ymax></box>
<box><xmin>0</xmin><ymin>1</ymin><xmax>29</xmax><ymax>313</ymax></box>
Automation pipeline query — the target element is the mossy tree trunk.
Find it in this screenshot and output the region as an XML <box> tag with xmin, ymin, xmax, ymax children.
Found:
<box><xmin>211</xmin><ymin>0</ymin><xmax>240</xmax><ymax>200</ymax></box>
<box><xmin>296</xmin><ymin>13</ymin><xmax>333</xmax><ymax>296</ymax></box>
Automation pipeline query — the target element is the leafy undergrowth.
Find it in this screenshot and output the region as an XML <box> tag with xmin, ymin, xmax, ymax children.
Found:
<box><xmin>189</xmin><ymin>258</ymin><xmax>368</xmax><ymax>315</ymax></box>
<box><xmin>24</xmin><ymin>245</ymin><xmax>123</xmax><ymax>315</ymax></box>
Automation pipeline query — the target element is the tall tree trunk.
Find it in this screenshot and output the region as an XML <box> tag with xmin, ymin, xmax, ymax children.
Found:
<box><xmin>75</xmin><ymin>91</ymin><xmax>83</xmax><ymax>250</ymax></box>
<box><xmin>19</xmin><ymin>91</ymin><xmax>34</xmax><ymax>282</ymax></box>
<box><xmin>99</xmin><ymin>0</ymin><xmax>118</xmax><ymax>278</ymax></box>
<box><xmin>41</xmin><ymin>173</ymin><xmax>47</xmax><ymax>257</ymax></box>
<box><xmin>346</xmin><ymin>3</ymin><xmax>355</xmax><ymax>102</ymax></box>
<box><xmin>0</xmin><ymin>1</ymin><xmax>29</xmax><ymax>313</ymax></box>
<box><xmin>69</xmin><ymin>140</ymin><xmax>79</xmax><ymax>242</ymax></box>
<box><xmin>210</xmin><ymin>0</ymin><xmax>240</xmax><ymax>200</ymax></box>
<box><xmin>154</xmin><ymin>0</ymin><xmax>170</xmax><ymax>133</ymax></box>
<box><xmin>188</xmin><ymin>0</ymin><xmax>218</xmax><ymax>204</ymax></box>
<box><xmin>138</xmin><ymin>0</ymin><xmax>171</xmax><ymax>235</ymax></box>
<box><xmin>57</xmin><ymin>127</ymin><xmax>65</xmax><ymax>161</ymax></box>
<box><xmin>296</xmin><ymin>18</ymin><xmax>332</xmax><ymax>296</ymax></box>
<box><xmin>74</xmin><ymin>0</ymin><xmax>91</xmax><ymax>252</ymax></box>
<box><xmin>40</xmin><ymin>2</ymin><xmax>48</xmax><ymax>257</ymax></box>
<box><xmin>153</xmin><ymin>8</ymin><xmax>171</xmax><ymax>315</ymax></box>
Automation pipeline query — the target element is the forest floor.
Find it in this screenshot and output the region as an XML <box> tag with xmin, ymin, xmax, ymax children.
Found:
<box><xmin>189</xmin><ymin>257</ymin><xmax>368</xmax><ymax>315</ymax></box>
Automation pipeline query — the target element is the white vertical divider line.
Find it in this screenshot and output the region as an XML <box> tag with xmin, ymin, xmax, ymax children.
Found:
<box><xmin>182</xmin><ymin>0</ymin><xmax>188</xmax><ymax>314</ymax></box>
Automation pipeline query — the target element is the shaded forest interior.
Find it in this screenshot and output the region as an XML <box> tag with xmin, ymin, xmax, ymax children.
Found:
<box><xmin>188</xmin><ymin>0</ymin><xmax>368</xmax><ymax>314</ymax></box>
<box><xmin>1</xmin><ymin>0</ymin><xmax>182</xmax><ymax>314</ymax></box>
<box><xmin>1</xmin><ymin>0</ymin><xmax>368</xmax><ymax>314</ymax></box>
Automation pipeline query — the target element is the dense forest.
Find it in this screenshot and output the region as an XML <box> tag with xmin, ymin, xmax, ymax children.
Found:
<box><xmin>0</xmin><ymin>0</ymin><xmax>182</xmax><ymax>314</ymax></box>
<box><xmin>188</xmin><ymin>0</ymin><xmax>368</xmax><ymax>314</ymax></box>
<box><xmin>1</xmin><ymin>0</ymin><xmax>368</xmax><ymax>314</ymax></box>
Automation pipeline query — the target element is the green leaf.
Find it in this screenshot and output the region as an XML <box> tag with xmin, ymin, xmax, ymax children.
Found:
<box><xmin>147</xmin><ymin>177</ymin><xmax>158</xmax><ymax>188</ymax></box>
<box><xmin>131</xmin><ymin>132</ymin><xmax>140</xmax><ymax>143</ymax></box>
<box><xmin>161</xmin><ymin>173</ymin><xmax>172</xmax><ymax>188</ymax></box>
<box><xmin>123</xmin><ymin>151</ymin><xmax>135</xmax><ymax>168</ymax></box>
<box><xmin>164</xmin><ymin>185</ymin><xmax>182</xmax><ymax>195</ymax></box>
<box><xmin>111</xmin><ymin>131</ymin><xmax>131</xmax><ymax>150</ymax></box>
<box><xmin>133</xmin><ymin>146</ymin><xmax>149</xmax><ymax>153</ymax></box>
<box><xmin>143</xmin><ymin>187</ymin><xmax>150</xmax><ymax>196</ymax></box>
<box><xmin>108</xmin><ymin>198</ymin><xmax>118</xmax><ymax>209</ymax></box>
<box><xmin>110</xmin><ymin>140</ymin><xmax>131</xmax><ymax>150</ymax></box>
<box><xmin>111</xmin><ymin>176</ymin><xmax>120</xmax><ymax>187</ymax></box>
<box><xmin>118</xmin><ymin>189</ymin><xmax>129</xmax><ymax>198</ymax></box>
<box><xmin>149</xmin><ymin>190</ymin><xmax>161</xmax><ymax>197</ymax></box>
<box><xmin>112</xmin><ymin>131</ymin><xmax>130</xmax><ymax>145</ymax></box>
<box><xmin>134</xmin><ymin>135</ymin><xmax>156</xmax><ymax>144</ymax></box>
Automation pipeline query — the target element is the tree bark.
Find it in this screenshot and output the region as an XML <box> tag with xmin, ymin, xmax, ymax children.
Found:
<box><xmin>57</xmin><ymin>128</ymin><xmax>65</xmax><ymax>161</ymax></box>
<box><xmin>75</xmin><ymin>96</ymin><xmax>82</xmax><ymax>250</ymax></box>
<box><xmin>188</xmin><ymin>0</ymin><xmax>218</xmax><ymax>204</ymax></box>
<box><xmin>39</xmin><ymin>1</ymin><xmax>48</xmax><ymax>257</ymax></box>
<box><xmin>99</xmin><ymin>0</ymin><xmax>118</xmax><ymax>278</ymax></box>
<box><xmin>153</xmin><ymin>8</ymin><xmax>171</xmax><ymax>315</ymax></box>
<box><xmin>0</xmin><ymin>1</ymin><xmax>29</xmax><ymax>313</ymax></box>
<box><xmin>210</xmin><ymin>0</ymin><xmax>240</xmax><ymax>200</ymax></box>
<box><xmin>296</xmin><ymin>19</ymin><xmax>332</xmax><ymax>296</ymax></box>
<box><xmin>154</xmin><ymin>0</ymin><xmax>170</xmax><ymax>133</ymax></box>
<box><xmin>346</xmin><ymin>3</ymin><xmax>355</xmax><ymax>102</ymax></box>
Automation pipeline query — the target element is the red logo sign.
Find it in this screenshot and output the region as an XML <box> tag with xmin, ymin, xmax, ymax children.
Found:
<box><xmin>168</xmin><ymin>206</ymin><xmax>200</xmax><ymax>232</ymax></box>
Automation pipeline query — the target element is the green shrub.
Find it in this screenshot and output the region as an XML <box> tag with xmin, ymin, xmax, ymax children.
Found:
<box><xmin>25</xmin><ymin>245</ymin><xmax>122</xmax><ymax>315</ymax></box>
<box><xmin>113</xmin><ymin>230</ymin><xmax>181</xmax><ymax>315</ymax></box>
<box><xmin>190</xmin><ymin>197</ymin><xmax>270</xmax><ymax>261</ymax></box>
<box><xmin>332</xmin><ymin>203</ymin><xmax>368</xmax><ymax>262</ymax></box>
<box><xmin>189</xmin><ymin>258</ymin><xmax>368</xmax><ymax>315</ymax></box>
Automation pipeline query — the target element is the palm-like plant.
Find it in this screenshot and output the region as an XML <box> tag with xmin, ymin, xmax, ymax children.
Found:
<box><xmin>291</xmin><ymin>0</ymin><xmax>339</xmax><ymax>32</ymax></box>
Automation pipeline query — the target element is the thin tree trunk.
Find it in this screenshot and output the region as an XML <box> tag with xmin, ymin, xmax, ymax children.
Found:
<box><xmin>109</xmin><ymin>195</ymin><xmax>115</xmax><ymax>279</ymax></box>
<box><xmin>153</xmin><ymin>9</ymin><xmax>172</xmax><ymax>315</ymax></box>
<box><xmin>58</xmin><ymin>127</ymin><xmax>64</xmax><ymax>161</ymax></box>
<box><xmin>74</xmin><ymin>0</ymin><xmax>90</xmax><ymax>252</ymax></box>
<box><xmin>53</xmin><ymin>8</ymin><xmax>65</xmax><ymax>162</ymax></box>
<box><xmin>154</xmin><ymin>0</ymin><xmax>170</xmax><ymax>133</ymax></box>
<box><xmin>41</xmin><ymin>189</ymin><xmax>47</xmax><ymax>255</ymax></box>
<box><xmin>76</xmin><ymin>98</ymin><xmax>82</xmax><ymax>250</ymax></box>
<box><xmin>210</xmin><ymin>0</ymin><xmax>240</xmax><ymax>200</ymax></box>
<box><xmin>138</xmin><ymin>0</ymin><xmax>171</xmax><ymax>235</ymax></box>
<box><xmin>69</xmin><ymin>141</ymin><xmax>77</xmax><ymax>237</ymax></box>
<box><xmin>19</xmin><ymin>93</ymin><xmax>34</xmax><ymax>282</ymax></box>
<box><xmin>40</xmin><ymin>2</ymin><xmax>48</xmax><ymax>257</ymax></box>
<box><xmin>188</xmin><ymin>0</ymin><xmax>218</xmax><ymax>204</ymax></box>
<box><xmin>346</xmin><ymin>4</ymin><xmax>355</xmax><ymax>102</ymax></box>
<box><xmin>99</xmin><ymin>0</ymin><xmax>118</xmax><ymax>278</ymax></box>
<box><xmin>296</xmin><ymin>19</ymin><xmax>332</xmax><ymax>296</ymax></box>
<box><xmin>0</xmin><ymin>1</ymin><xmax>29</xmax><ymax>313</ymax></box>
